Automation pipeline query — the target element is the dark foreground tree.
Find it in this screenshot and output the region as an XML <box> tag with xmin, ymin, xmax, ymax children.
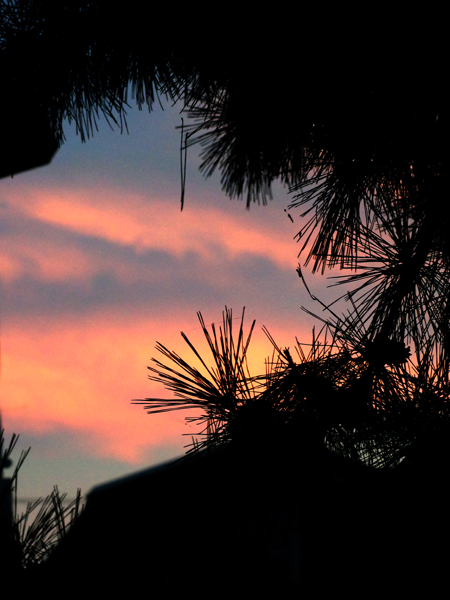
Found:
<box><xmin>41</xmin><ymin>308</ymin><xmax>450</xmax><ymax>596</ymax></box>
<box><xmin>2</xmin><ymin>2</ymin><xmax>450</xmax><ymax>593</ymax></box>
<box><xmin>129</xmin><ymin>306</ymin><xmax>449</xmax><ymax>594</ymax></box>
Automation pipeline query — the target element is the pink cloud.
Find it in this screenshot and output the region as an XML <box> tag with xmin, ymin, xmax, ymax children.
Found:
<box><xmin>4</xmin><ymin>184</ymin><xmax>299</xmax><ymax>270</ymax></box>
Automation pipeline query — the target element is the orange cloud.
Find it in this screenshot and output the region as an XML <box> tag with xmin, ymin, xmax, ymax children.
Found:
<box><xmin>1</xmin><ymin>308</ymin><xmax>313</xmax><ymax>464</ymax></box>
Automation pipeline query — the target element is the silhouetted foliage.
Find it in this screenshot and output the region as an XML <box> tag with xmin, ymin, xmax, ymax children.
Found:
<box><xmin>136</xmin><ymin>307</ymin><xmax>450</xmax><ymax>473</ymax></box>
<box><xmin>0</xmin><ymin>428</ymin><xmax>83</xmax><ymax>576</ymax></box>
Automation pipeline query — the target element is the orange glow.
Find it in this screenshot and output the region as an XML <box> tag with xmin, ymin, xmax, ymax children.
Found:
<box><xmin>1</xmin><ymin>309</ymin><xmax>314</xmax><ymax>463</ymax></box>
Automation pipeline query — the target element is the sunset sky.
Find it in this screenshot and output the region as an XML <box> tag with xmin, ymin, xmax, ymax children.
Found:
<box><xmin>0</xmin><ymin>96</ymin><xmax>346</xmax><ymax>502</ymax></box>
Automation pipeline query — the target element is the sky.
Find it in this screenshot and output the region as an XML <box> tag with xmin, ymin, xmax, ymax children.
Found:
<box><xmin>0</xmin><ymin>96</ymin><xmax>346</xmax><ymax>502</ymax></box>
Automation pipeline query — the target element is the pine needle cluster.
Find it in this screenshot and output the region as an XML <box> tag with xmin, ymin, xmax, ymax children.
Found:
<box><xmin>0</xmin><ymin>429</ymin><xmax>83</xmax><ymax>576</ymax></box>
<box><xmin>135</xmin><ymin>306</ymin><xmax>449</xmax><ymax>471</ymax></box>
